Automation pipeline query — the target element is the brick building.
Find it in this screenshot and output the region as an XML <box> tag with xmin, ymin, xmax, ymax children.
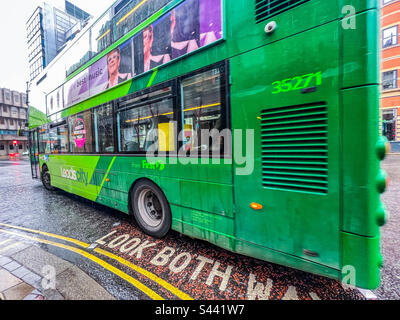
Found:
<box><xmin>381</xmin><ymin>0</ymin><xmax>400</xmax><ymax>142</ymax></box>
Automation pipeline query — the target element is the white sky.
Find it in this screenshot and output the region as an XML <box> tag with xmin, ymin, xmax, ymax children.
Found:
<box><xmin>0</xmin><ymin>0</ymin><xmax>115</xmax><ymax>93</ymax></box>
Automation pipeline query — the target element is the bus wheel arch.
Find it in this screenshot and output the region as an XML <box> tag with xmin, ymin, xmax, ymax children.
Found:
<box><xmin>41</xmin><ymin>164</ymin><xmax>54</xmax><ymax>191</ymax></box>
<box><xmin>40</xmin><ymin>163</ymin><xmax>48</xmax><ymax>180</ymax></box>
<box><xmin>128</xmin><ymin>178</ymin><xmax>172</xmax><ymax>238</ymax></box>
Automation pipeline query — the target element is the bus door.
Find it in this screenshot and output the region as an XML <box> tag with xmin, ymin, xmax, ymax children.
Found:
<box><xmin>29</xmin><ymin>129</ymin><xmax>40</xmax><ymax>179</ymax></box>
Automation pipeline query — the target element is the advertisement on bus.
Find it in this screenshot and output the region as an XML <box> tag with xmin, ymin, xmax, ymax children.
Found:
<box><xmin>64</xmin><ymin>69</ymin><xmax>90</xmax><ymax>108</ymax></box>
<box><xmin>46</xmin><ymin>0</ymin><xmax>222</xmax><ymax>114</ymax></box>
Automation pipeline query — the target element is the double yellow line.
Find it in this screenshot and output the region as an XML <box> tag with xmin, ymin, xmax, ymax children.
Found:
<box><xmin>0</xmin><ymin>238</ymin><xmax>22</xmax><ymax>254</ymax></box>
<box><xmin>0</xmin><ymin>223</ymin><xmax>192</xmax><ymax>300</ymax></box>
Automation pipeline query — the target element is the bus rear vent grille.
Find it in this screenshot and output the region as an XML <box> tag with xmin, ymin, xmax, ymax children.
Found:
<box><xmin>261</xmin><ymin>103</ymin><xmax>328</xmax><ymax>195</ymax></box>
<box><xmin>255</xmin><ymin>0</ymin><xmax>311</xmax><ymax>23</ymax></box>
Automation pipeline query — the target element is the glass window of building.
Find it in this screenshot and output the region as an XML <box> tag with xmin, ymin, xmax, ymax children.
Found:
<box><xmin>383</xmin><ymin>0</ymin><xmax>395</xmax><ymax>5</ymax></box>
<box><xmin>27</xmin><ymin>11</ymin><xmax>41</xmax><ymax>42</ymax></box>
<box><xmin>94</xmin><ymin>103</ymin><xmax>115</xmax><ymax>153</ymax></box>
<box><xmin>382</xmin><ymin>109</ymin><xmax>397</xmax><ymax>141</ymax></box>
<box><xmin>28</xmin><ymin>34</ymin><xmax>43</xmax><ymax>61</ymax></box>
<box><xmin>11</xmin><ymin>107</ymin><xmax>18</xmax><ymax>117</ymax></box>
<box><xmin>30</xmin><ymin>55</ymin><xmax>44</xmax><ymax>80</ymax></box>
<box><xmin>65</xmin><ymin>1</ymin><xmax>90</xmax><ymax>21</ymax></box>
<box><xmin>54</xmin><ymin>8</ymin><xmax>79</xmax><ymax>53</ymax></box>
<box><xmin>382</xmin><ymin>70</ymin><xmax>398</xmax><ymax>90</ymax></box>
<box><xmin>383</xmin><ymin>25</ymin><xmax>398</xmax><ymax>48</ymax></box>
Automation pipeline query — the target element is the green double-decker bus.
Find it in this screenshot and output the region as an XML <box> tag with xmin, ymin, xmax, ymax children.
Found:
<box><xmin>27</xmin><ymin>0</ymin><xmax>388</xmax><ymax>289</ymax></box>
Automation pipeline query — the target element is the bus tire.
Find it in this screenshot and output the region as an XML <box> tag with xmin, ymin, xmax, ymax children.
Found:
<box><xmin>131</xmin><ymin>180</ymin><xmax>171</xmax><ymax>238</ymax></box>
<box><xmin>42</xmin><ymin>166</ymin><xmax>55</xmax><ymax>191</ymax></box>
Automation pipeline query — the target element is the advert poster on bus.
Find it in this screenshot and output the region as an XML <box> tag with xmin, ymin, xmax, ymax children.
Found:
<box><xmin>133</xmin><ymin>0</ymin><xmax>222</xmax><ymax>75</ymax></box>
<box><xmin>64</xmin><ymin>69</ymin><xmax>90</xmax><ymax>108</ymax></box>
<box><xmin>89</xmin><ymin>55</ymin><xmax>109</xmax><ymax>97</ymax></box>
<box><xmin>71</xmin><ymin>117</ymin><xmax>87</xmax><ymax>149</ymax></box>
<box><xmin>200</xmin><ymin>0</ymin><xmax>222</xmax><ymax>46</ymax></box>
<box><xmin>103</xmin><ymin>39</ymin><xmax>133</xmax><ymax>90</ymax></box>
<box><xmin>46</xmin><ymin>0</ymin><xmax>222</xmax><ymax>114</ymax></box>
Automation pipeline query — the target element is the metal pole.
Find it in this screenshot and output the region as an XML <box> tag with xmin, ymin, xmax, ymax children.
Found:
<box><xmin>26</xmin><ymin>81</ymin><xmax>31</xmax><ymax>129</ymax></box>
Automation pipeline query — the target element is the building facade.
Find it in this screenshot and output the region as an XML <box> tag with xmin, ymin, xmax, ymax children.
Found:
<box><xmin>26</xmin><ymin>1</ymin><xmax>91</xmax><ymax>81</ymax></box>
<box><xmin>0</xmin><ymin>89</ymin><xmax>28</xmax><ymax>158</ymax></box>
<box><xmin>381</xmin><ymin>0</ymin><xmax>400</xmax><ymax>142</ymax></box>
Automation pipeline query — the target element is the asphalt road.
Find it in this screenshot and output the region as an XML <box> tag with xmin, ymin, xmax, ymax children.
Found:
<box><xmin>0</xmin><ymin>157</ymin><xmax>397</xmax><ymax>300</ymax></box>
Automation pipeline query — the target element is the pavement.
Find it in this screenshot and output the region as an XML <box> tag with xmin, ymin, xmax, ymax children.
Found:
<box><xmin>372</xmin><ymin>154</ymin><xmax>400</xmax><ymax>299</ymax></box>
<box><xmin>0</xmin><ymin>237</ymin><xmax>114</xmax><ymax>300</ymax></box>
<box><xmin>389</xmin><ymin>142</ymin><xmax>400</xmax><ymax>154</ymax></box>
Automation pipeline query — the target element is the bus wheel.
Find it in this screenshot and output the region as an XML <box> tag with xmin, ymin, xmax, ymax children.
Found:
<box><xmin>131</xmin><ymin>180</ymin><xmax>171</xmax><ymax>238</ymax></box>
<box><xmin>42</xmin><ymin>167</ymin><xmax>54</xmax><ymax>191</ymax></box>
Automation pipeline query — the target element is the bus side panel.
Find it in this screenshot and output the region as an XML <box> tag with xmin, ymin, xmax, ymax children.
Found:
<box><xmin>340</xmin><ymin>6</ymin><xmax>385</xmax><ymax>289</ymax></box>
<box><xmin>340</xmin><ymin>86</ymin><xmax>383</xmax><ymax>289</ymax></box>
<box><xmin>45</xmin><ymin>155</ymin><xmax>101</xmax><ymax>202</ymax></box>
<box><xmin>230</xmin><ymin>21</ymin><xmax>341</xmax><ymax>273</ymax></box>
<box><xmin>341</xmin><ymin>86</ymin><xmax>382</xmax><ymax>237</ymax></box>
<box><xmin>94</xmin><ymin>157</ymin><xmax>236</xmax><ymax>243</ymax></box>
<box><xmin>176</xmin><ymin>205</ymin><xmax>236</xmax><ymax>252</ymax></box>
<box><xmin>338</xmin><ymin>0</ymin><xmax>378</xmax><ymax>16</ymax></box>
<box><xmin>227</xmin><ymin>1</ymin><xmax>338</xmax><ymax>62</ymax></box>
<box><xmin>341</xmin><ymin>10</ymin><xmax>379</xmax><ymax>88</ymax></box>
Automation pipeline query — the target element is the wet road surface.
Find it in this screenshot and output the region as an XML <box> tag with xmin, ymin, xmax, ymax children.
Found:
<box><xmin>1</xmin><ymin>158</ymin><xmax>396</xmax><ymax>300</ymax></box>
<box><xmin>374</xmin><ymin>155</ymin><xmax>400</xmax><ymax>300</ymax></box>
